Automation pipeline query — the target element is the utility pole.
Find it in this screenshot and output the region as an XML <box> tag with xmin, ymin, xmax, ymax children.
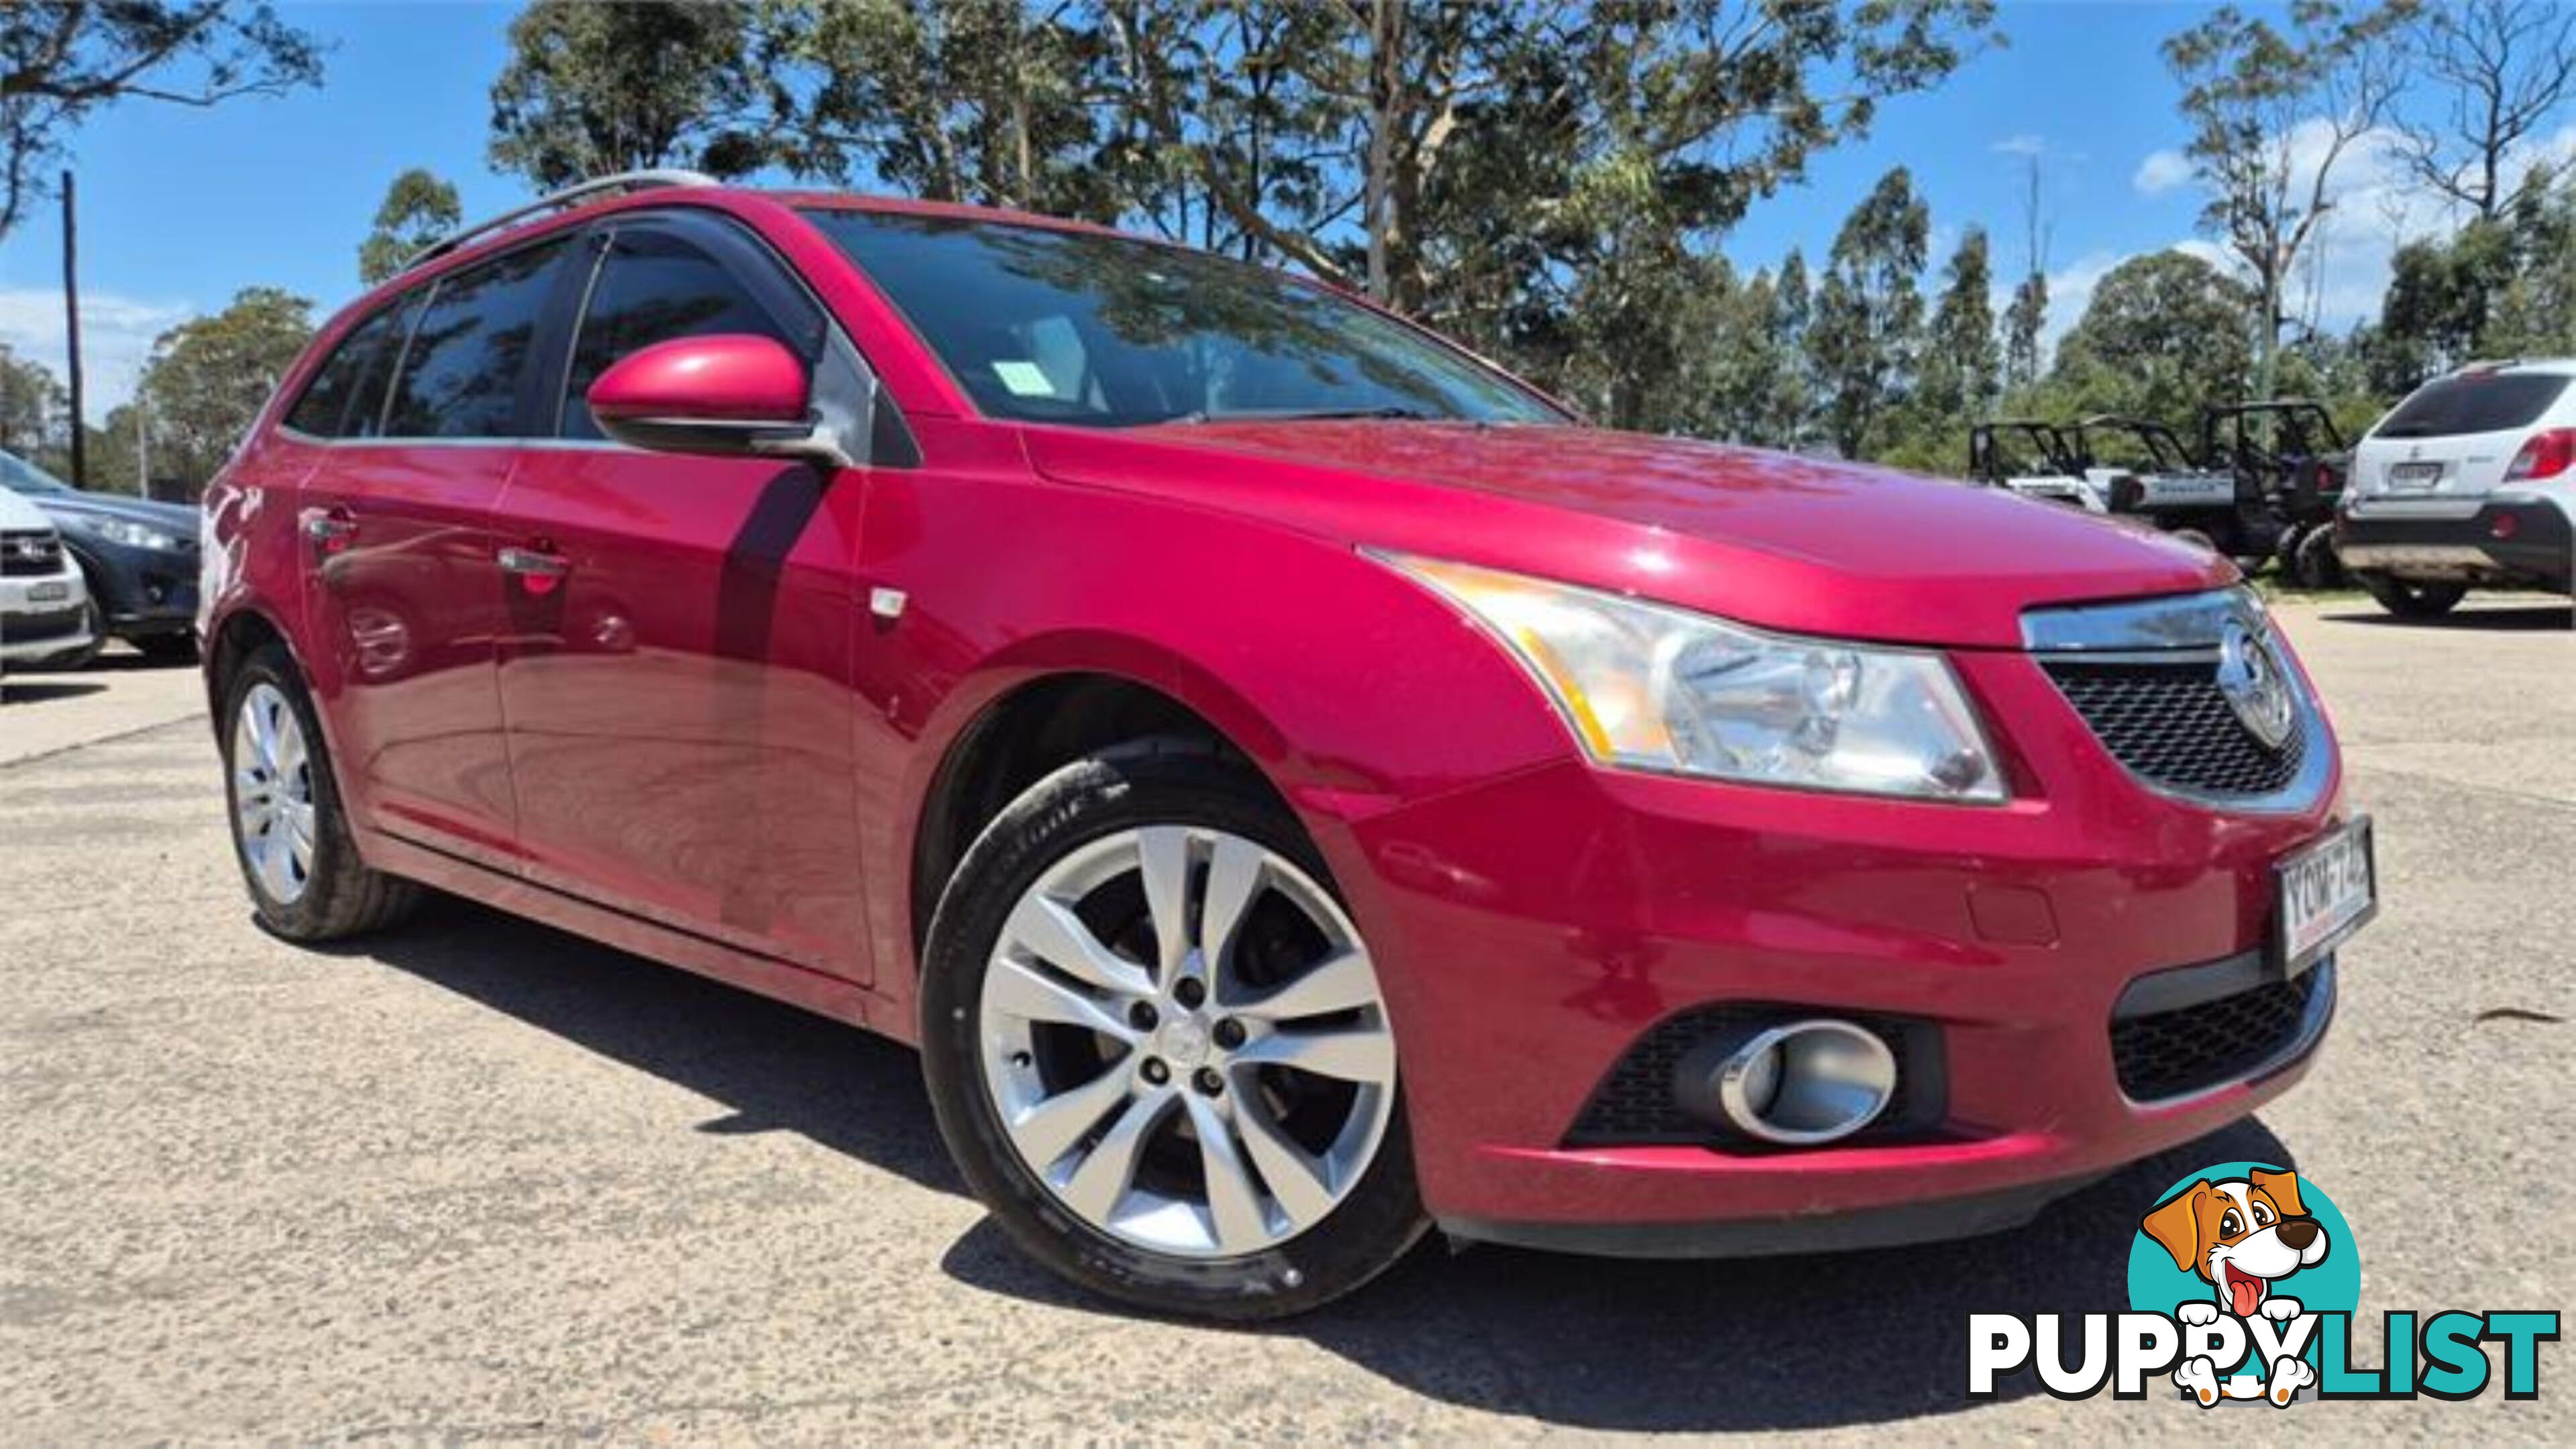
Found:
<box><xmin>60</xmin><ymin>170</ymin><xmax>87</xmax><ymax>490</ymax></box>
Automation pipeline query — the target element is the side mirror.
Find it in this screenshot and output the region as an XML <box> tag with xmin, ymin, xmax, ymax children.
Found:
<box><xmin>586</xmin><ymin>333</ymin><xmax>850</xmax><ymax>468</ymax></box>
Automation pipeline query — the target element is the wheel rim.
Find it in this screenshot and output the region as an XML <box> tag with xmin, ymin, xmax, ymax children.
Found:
<box><xmin>231</xmin><ymin>682</ymin><xmax>317</xmax><ymax>906</ymax></box>
<box><xmin>977</xmin><ymin>825</ymin><xmax>1397</xmax><ymax>1260</ymax></box>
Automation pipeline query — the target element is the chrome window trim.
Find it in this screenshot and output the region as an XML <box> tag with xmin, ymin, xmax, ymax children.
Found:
<box><xmin>2019</xmin><ymin>586</ymin><xmax>2263</xmax><ymax>655</ymax></box>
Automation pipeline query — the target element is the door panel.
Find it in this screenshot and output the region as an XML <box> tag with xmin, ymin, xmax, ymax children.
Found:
<box><xmin>494</xmin><ymin>451</ymin><xmax>869</xmax><ymax>975</ymax></box>
<box><xmin>493</xmin><ymin>214</ymin><xmax>872</xmax><ymax>980</ymax></box>
<box><xmin>301</xmin><ymin>445</ymin><xmax>521</xmax><ymax>864</ymax></box>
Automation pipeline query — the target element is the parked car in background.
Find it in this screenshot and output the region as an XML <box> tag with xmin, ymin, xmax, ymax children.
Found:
<box><xmin>202</xmin><ymin>173</ymin><xmax>2373</xmax><ymax>1320</ymax></box>
<box><xmin>0</xmin><ymin>450</ymin><xmax>201</xmax><ymax>663</ymax></box>
<box><xmin>0</xmin><ymin>484</ymin><xmax>95</xmax><ymax>672</ymax></box>
<box><xmin>2339</xmin><ymin>360</ymin><xmax>2576</xmax><ymax>615</ymax></box>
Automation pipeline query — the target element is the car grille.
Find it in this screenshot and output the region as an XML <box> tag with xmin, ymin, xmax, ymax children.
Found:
<box><xmin>2043</xmin><ymin>659</ymin><xmax>2306</xmax><ymax>798</ymax></box>
<box><xmin>2111</xmin><ymin>961</ymin><xmax>2332</xmax><ymax>1102</ymax></box>
<box><xmin>1</xmin><ymin>530</ymin><xmax>62</xmax><ymax>577</ymax></box>
<box><xmin>1564</xmin><ymin>1005</ymin><xmax>1946</xmax><ymax>1148</ymax></box>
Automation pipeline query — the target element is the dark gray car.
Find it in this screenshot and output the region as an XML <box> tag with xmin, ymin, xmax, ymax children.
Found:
<box><xmin>0</xmin><ymin>451</ymin><xmax>199</xmax><ymax>663</ymax></box>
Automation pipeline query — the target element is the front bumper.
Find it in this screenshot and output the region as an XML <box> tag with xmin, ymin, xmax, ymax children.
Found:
<box><xmin>1311</xmin><ymin>645</ymin><xmax>2351</xmax><ymax>1250</ymax></box>
<box><xmin>1</xmin><ymin>563</ymin><xmax>95</xmax><ymax>663</ymax></box>
<box><xmin>60</xmin><ymin>535</ymin><xmax>199</xmax><ymax>637</ymax></box>
<box><xmin>2337</xmin><ymin>494</ymin><xmax>2574</xmax><ymax>593</ymax></box>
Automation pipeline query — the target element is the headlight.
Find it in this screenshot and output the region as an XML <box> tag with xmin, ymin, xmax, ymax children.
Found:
<box><xmin>66</xmin><ymin>515</ymin><xmax>185</xmax><ymax>551</ymax></box>
<box><xmin>1380</xmin><ymin>555</ymin><xmax>2006</xmax><ymax>802</ymax></box>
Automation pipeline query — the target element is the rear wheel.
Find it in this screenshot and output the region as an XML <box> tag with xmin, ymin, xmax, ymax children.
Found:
<box><xmin>220</xmin><ymin>643</ymin><xmax>421</xmax><ymax>939</ymax></box>
<box><xmin>920</xmin><ymin>743</ymin><xmax>1425</xmax><ymax>1320</ymax></box>
<box><xmin>2357</xmin><ymin>573</ymin><xmax>2467</xmax><ymax>619</ymax></box>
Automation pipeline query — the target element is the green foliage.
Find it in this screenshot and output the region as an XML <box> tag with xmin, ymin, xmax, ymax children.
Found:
<box><xmin>0</xmin><ymin>1</ymin><xmax>324</xmax><ymax>236</ymax></box>
<box><xmin>2002</xmin><ymin>271</ymin><xmax>2046</xmax><ymax>393</ymax></box>
<box><xmin>2051</xmin><ymin>250</ymin><xmax>2255</xmax><ymax>423</ymax></box>
<box><xmin>1807</xmin><ymin>166</ymin><xmax>1928</xmax><ymax>459</ymax></box>
<box><xmin>488</xmin><ymin>0</ymin><xmax>780</xmax><ymax>186</ymax></box>
<box><xmin>0</xmin><ymin>343</ymin><xmax>66</xmax><ymax>460</ymax></box>
<box><xmin>2159</xmin><ymin>1</ymin><xmax>2411</xmax><ymax>394</ymax></box>
<box><xmin>2366</xmin><ymin>167</ymin><xmax>2576</xmax><ymax>392</ymax></box>
<box><xmin>356</xmin><ymin>168</ymin><xmax>463</xmax><ymax>285</ymax></box>
<box><xmin>131</xmin><ymin>286</ymin><xmax>314</xmax><ymax>490</ymax></box>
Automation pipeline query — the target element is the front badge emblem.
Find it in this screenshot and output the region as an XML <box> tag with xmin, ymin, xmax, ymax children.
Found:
<box><xmin>2216</xmin><ymin>619</ymin><xmax>2296</xmax><ymax>749</ymax></box>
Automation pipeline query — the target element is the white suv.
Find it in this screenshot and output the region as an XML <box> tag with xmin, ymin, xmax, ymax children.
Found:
<box><xmin>0</xmin><ymin>484</ymin><xmax>94</xmax><ymax>670</ymax></box>
<box><xmin>2339</xmin><ymin>360</ymin><xmax>2576</xmax><ymax>616</ymax></box>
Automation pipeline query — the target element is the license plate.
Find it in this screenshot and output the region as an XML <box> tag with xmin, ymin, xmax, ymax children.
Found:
<box><xmin>2387</xmin><ymin>461</ymin><xmax>2443</xmax><ymax>488</ymax></box>
<box><xmin>2275</xmin><ymin>816</ymin><xmax>2375</xmax><ymax>973</ymax></box>
<box><xmin>26</xmin><ymin>581</ymin><xmax>68</xmax><ymax>602</ymax></box>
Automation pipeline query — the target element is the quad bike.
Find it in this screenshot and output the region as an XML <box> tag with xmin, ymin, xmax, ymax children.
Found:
<box><xmin>2199</xmin><ymin>399</ymin><xmax>2353</xmax><ymax>588</ymax></box>
<box><xmin>2069</xmin><ymin>414</ymin><xmax>2282</xmax><ymax>570</ymax></box>
<box><xmin>1966</xmin><ymin>419</ymin><xmax>2103</xmax><ymax>511</ymax></box>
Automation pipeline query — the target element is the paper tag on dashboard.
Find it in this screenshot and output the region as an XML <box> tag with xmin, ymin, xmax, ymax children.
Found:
<box><xmin>991</xmin><ymin>360</ymin><xmax>1056</xmax><ymax>397</ymax></box>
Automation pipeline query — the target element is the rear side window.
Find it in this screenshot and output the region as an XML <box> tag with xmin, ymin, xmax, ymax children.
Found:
<box><xmin>558</xmin><ymin>227</ymin><xmax>818</xmax><ymax>439</ymax></box>
<box><xmin>2375</xmin><ymin>373</ymin><xmax>2571</xmax><ymax>439</ymax></box>
<box><xmin>382</xmin><ymin>237</ymin><xmax>572</xmax><ymax>439</ymax></box>
<box><xmin>284</xmin><ymin>301</ymin><xmax>410</xmax><ymax>438</ymax></box>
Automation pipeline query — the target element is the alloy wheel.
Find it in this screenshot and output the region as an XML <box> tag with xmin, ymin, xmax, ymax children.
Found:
<box><xmin>976</xmin><ymin>825</ymin><xmax>1396</xmax><ymax>1260</ymax></box>
<box><xmin>231</xmin><ymin>682</ymin><xmax>317</xmax><ymax>906</ymax></box>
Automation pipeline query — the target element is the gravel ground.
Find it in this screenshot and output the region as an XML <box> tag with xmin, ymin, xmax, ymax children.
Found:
<box><xmin>1</xmin><ymin>598</ymin><xmax>2569</xmax><ymax>1444</ymax></box>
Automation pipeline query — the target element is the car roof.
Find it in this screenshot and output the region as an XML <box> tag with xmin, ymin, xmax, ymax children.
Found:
<box><xmin>2446</xmin><ymin>358</ymin><xmax>2576</xmax><ymax>378</ymax></box>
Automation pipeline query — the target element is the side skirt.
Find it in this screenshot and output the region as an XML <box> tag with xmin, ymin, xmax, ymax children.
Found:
<box><xmin>357</xmin><ymin>825</ymin><xmax>908</xmax><ymax>1043</ymax></box>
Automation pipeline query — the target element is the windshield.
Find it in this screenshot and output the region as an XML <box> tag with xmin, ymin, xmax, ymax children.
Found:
<box><xmin>0</xmin><ymin>450</ymin><xmax>74</xmax><ymax>494</ymax></box>
<box><xmin>804</xmin><ymin>209</ymin><xmax>1565</xmax><ymax>430</ymax></box>
<box><xmin>2375</xmin><ymin>373</ymin><xmax>2570</xmax><ymax>439</ymax></box>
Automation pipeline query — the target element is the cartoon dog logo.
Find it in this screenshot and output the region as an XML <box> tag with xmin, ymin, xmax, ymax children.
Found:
<box><xmin>2140</xmin><ymin>1166</ymin><xmax>2331</xmax><ymax>1405</ymax></box>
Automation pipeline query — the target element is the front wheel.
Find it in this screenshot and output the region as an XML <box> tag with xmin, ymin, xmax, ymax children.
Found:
<box><xmin>919</xmin><ymin>743</ymin><xmax>1426</xmax><ymax>1320</ymax></box>
<box><xmin>2357</xmin><ymin>573</ymin><xmax>2467</xmax><ymax>619</ymax></box>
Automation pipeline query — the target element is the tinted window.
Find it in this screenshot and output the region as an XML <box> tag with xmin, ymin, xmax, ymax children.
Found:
<box><xmin>2375</xmin><ymin>373</ymin><xmax>2571</xmax><ymax>439</ymax></box>
<box><xmin>284</xmin><ymin>299</ymin><xmax>411</xmax><ymax>438</ymax></box>
<box><xmin>559</xmin><ymin>227</ymin><xmax>814</xmax><ymax>439</ymax></box>
<box><xmin>382</xmin><ymin>238</ymin><xmax>571</xmax><ymax>439</ymax></box>
<box><xmin>803</xmin><ymin>210</ymin><xmax>1562</xmax><ymax>429</ymax></box>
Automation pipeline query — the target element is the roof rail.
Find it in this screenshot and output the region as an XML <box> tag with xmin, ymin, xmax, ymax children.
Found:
<box><xmin>398</xmin><ymin>168</ymin><xmax>721</xmax><ymax>276</ymax></box>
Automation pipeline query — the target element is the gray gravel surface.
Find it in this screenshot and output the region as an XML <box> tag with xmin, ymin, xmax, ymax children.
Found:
<box><xmin>1</xmin><ymin>598</ymin><xmax>2568</xmax><ymax>1442</ymax></box>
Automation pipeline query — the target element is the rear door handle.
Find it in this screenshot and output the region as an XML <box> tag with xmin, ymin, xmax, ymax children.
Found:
<box><xmin>496</xmin><ymin>545</ymin><xmax>571</xmax><ymax>581</ymax></box>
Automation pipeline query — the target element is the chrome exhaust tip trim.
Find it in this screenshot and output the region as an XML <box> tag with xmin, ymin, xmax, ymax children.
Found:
<box><xmin>1711</xmin><ymin>1019</ymin><xmax>1898</xmax><ymax>1146</ymax></box>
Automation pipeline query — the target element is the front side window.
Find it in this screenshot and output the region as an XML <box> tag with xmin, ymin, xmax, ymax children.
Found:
<box><xmin>382</xmin><ymin>237</ymin><xmax>572</xmax><ymax>439</ymax></box>
<box><xmin>284</xmin><ymin>297</ymin><xmax>413</xmax><ymax>439</ymax></box>
<box><xmin>559</xmin><ymin>227</ymin><xmax>817</xmax><ymax>439</ymax></box>
<box><xmin>802</xmin><ymin>209</ymin><xmax>1564</xmax><ymax>430</ymax></box>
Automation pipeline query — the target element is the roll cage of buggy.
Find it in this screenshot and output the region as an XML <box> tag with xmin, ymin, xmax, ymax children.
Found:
<box><xmin>1966</xmin><ymin>419</ymin><xmax>2104</xmax><ymax>511</ymax></box>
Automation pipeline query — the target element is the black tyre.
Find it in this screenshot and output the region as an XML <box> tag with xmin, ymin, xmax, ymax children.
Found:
<box><xmin>2357</xmin><ymin>573</ymin><xmax>2467</xmax><ymax>619</ymax></box>
<box><xmin>919</xmin><ymin>740</ymin><xmax>1426</xmax><ymax>1320</ymax></box>
<box><xmin>219</xmin><ymin>643</ymin><xmax>422</xmax><ymax>940</ymax></box>
<box><xmin>2290</xmin><ymin>527</ymin><xmax>2345</xmax><ymax>590</ymax></box>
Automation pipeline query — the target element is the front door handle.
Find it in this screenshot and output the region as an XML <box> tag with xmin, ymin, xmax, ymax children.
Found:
<box><xmin>497</xmin><ymin>545</ymin><xmax>572</xmax><ymax>588</ymax></box>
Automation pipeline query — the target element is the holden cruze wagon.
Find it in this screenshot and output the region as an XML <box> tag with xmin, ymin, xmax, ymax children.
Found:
<box><xmin>202</xmin><ymin>172</ymin><xmax>2375</xmax><ymax>1320</ymax></box>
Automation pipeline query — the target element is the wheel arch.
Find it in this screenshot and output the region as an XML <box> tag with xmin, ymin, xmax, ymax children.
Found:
<box><xmin>906</xmin><ymin>661</ymin><xmax>1294</xmax><ymax>965</ymax></box>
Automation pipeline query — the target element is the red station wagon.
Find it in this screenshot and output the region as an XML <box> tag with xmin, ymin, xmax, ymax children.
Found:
<box><xmin>203</xmin><ymin>172</ymin><xmax>2376</xmax><ymax>1319</ymax></box>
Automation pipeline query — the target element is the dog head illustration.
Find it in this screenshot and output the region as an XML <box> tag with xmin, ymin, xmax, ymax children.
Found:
<box><xmin>2141</xmin><ymin>1167</ymin><xmax>2330</xmax><ymax>1318</ymax></box>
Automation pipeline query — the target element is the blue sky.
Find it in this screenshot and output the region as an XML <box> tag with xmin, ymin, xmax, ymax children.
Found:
<box><xmin>0</xmin><ymin>1</ymin><xmax>2536</xmax><ymax>415</ymax></box>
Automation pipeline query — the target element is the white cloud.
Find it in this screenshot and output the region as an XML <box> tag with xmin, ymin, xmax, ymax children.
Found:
<box><xmin>1991</xmin><ymin>134</ymin><xmax>2049</xmax><ymax>158</ymax></box>
<box><xmin>2133</xmin><ymin>149</ymin><xmax>2196</xmax><ymax>196</ymax></box>
<box><xmin>0</xmin><ymin>288</ymin><xmax>193</xmax><ymax>419</ymax></box>
<box><xmin>2093</xmin><ymin>117</ymin><xmax>2576</xmax><ymax>344</ymax></box>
